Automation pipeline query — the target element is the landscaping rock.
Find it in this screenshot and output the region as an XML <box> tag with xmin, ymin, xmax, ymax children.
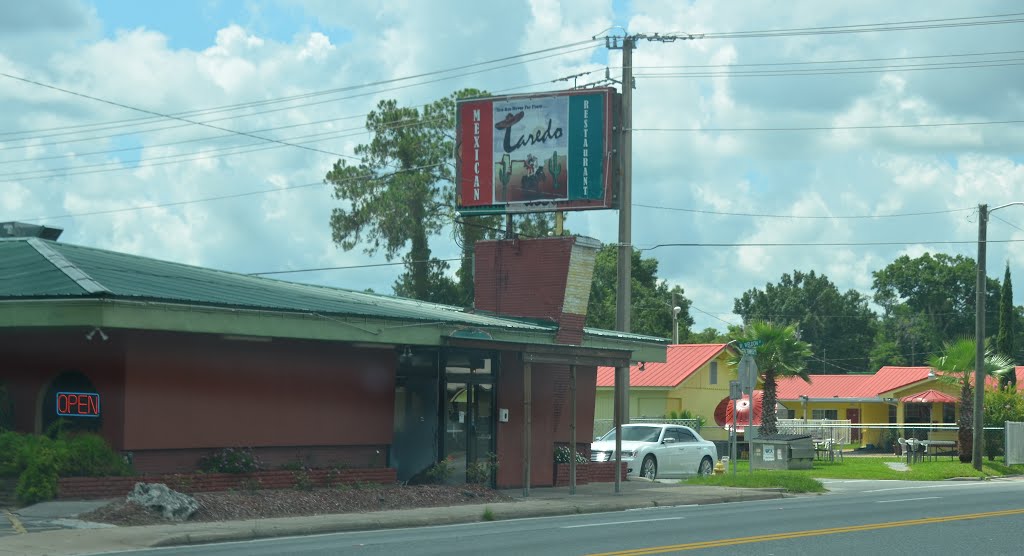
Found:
<box><xmin>126</xmin><ymin>483</ymin><xmax>199</xmax><ymax>521</ymax></box>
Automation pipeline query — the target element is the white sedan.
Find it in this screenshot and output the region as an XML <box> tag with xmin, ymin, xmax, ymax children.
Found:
<box><xmin>591</xmin><ymin>423</ymin><xmax>718</xmax><ymax>479</ymax></box>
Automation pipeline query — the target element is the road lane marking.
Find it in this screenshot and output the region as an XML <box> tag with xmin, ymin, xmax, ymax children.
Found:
<box><xmin>862</xmin><ymin>481</ymin><xmax>1002</xmax><ymax>493</ymax></box>
<box><xmin>4</xmin><ymin>510</ymin><xmax>27</xmax><ymax>534</ymax></box>
<box><xmin>564</xmin><ymin>517</ymin><xmax>686</xmax><ymax>529</ymax></box>
<box><xmin>876</xmin><ymin>496</ymin><xmax>941</xmax><ymax>503</ymax></box>
<box><xmin>587</xmin><ymin>508</ymin><xmax>1024</xmax><ymax>555</ymax></box>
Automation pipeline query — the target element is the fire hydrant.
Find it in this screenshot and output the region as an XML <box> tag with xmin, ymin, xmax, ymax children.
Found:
<box><xmin>714</xmin><ymin>458</ymin><xmax>726</xmax><ymax>475</ymax></box>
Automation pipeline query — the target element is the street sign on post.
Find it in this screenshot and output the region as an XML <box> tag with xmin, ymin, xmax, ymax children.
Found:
<box><xmin>738</xmin><ymin>355</ymin><xmax>758</xmax><ymax>393</ymax></box>
<box><xmin>729</xmin><ymin>380</ymin><xmax>742</xmax><ymax>400</ymax></box>
<box><xmin>738</xmin><ymin>340</ymin><xmax>762</xmax><ymax>349</ymax></box>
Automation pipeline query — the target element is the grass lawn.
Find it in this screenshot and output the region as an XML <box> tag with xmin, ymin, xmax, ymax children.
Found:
<box><xmin>686</xmin><ymin>456</ymin><xmax>1024</xmax><ymax>491</ymax></box>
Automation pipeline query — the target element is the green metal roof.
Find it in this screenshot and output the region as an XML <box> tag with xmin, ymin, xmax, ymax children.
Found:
<box><xmin>0</xmin><ymin>238</ymin><xmax>556</xmax><ymax>332</ymax></box>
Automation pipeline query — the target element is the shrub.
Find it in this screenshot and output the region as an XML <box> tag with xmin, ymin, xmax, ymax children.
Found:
<box><xmin>198</xmin><ymin>447</ymin><xmax>263</xmax><ymax>474</ymax></box>
<box><xmin>409</xmin><ymin>459</ymin><xmax>454</xmax><ymax>485</ymax></box>
<box><xmin>292</xmin><ymin>468</ymin><xmax>314</xmax><ymax>491</ymax></box>
<box><xmin>62</xmin><ymin>434</ymin><xmax>132</xmax><ymax>477</ymax></box>
<box><xmin>554</xmin><ymin>445</ymin><xmax>587</xmax><ymax>464</ymax></box>
<box><xmin>15</xmin><ymin>445</ymin><xmax>62</xmax><ymax>505</ymax></box>
<box><xmin>0</xmin><ymin>431</ymin><xmax>26</xmax><ymax>476</ymax></box>
<box><xmin>466</xmin><ymin>453</ymin><xmax>498</xmax><ymax>485</ymax></box>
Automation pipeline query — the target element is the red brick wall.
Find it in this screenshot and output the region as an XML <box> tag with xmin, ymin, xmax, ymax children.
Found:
<box><xmin>122</xmin><ymin>331</ymin><xmax>395</xmax><ymax>452</ymax></box>
<box><xmin>58</xmin><ymin>468</ymin><xmax>397</xmax><ymax>499</ymax></box>
<box><xmin>554</xmin><ymin>462</ymin><xmax>625</xmax><ymax>486</ymax></box>
<box><xmin>128</xmin><ymin>445</ymin><xmax>387</xmax><ymax>475</ymax></box>
<box><xmin>474</xmin><ymin>237</ymin><xmax>573</xmax><ymax>321</ymax></box>
<box><xmin>495</xmin><ymin>357</ymin><xmax>598</xmax><ymax>488</ymax></box>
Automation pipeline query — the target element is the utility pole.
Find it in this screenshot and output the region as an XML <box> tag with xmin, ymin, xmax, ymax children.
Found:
<box><xmin>974</xmin><ymin>203</ymin><xmax>987</xmax><ymax>471</ymax></box>
<box><xmin>609</xmin><ymin>33</ymin><xmax>635</xmax><ymax>495</ymax></box>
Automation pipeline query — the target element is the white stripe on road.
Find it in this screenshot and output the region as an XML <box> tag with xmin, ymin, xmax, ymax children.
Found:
<box><xmin>876</xmin><ymin>496</ymin><xmax>942</xmax><ymax>503</ymax></box>
<box><xmin>562</xmin><ymin>516</ymin><xmax>686</xmax><ymax>529</ymax></box>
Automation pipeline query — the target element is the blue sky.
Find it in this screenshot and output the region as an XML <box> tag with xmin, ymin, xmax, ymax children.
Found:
<box><xmin>91</xmin><ymin>0</ymin><xmax>351</xmax><ymax>50</ymax></box>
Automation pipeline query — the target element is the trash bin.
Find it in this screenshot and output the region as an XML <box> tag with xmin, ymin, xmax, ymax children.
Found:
<box><xmin>750</xmin><ymin>434</ymin><xmax>814</xmax><ymax>470</ymax></box>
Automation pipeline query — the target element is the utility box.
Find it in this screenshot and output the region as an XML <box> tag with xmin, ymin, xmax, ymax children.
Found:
<box><xmin>750</xmin><ymin>434</ymin><xmax>814</xmax><ymax>470</ymax></box>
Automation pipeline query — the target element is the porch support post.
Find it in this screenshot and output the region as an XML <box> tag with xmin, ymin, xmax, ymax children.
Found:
<box><xmin>570</xmin><ymin>365</ymin><xmax>577</xmax><ymax>495</ymax></box>
<box><xmin>523</xmin><ymin>361</ymin><xmax>532</xmax><ymax>497</ymax></box>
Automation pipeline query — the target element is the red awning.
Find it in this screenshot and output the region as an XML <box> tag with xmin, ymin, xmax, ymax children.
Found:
<box><xmin>900</xmin><ymin>389</ymin><xmax>958</xmax><ymax>404</ymax></box>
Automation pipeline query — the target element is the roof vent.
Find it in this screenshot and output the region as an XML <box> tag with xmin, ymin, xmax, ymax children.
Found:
<box><xmin>0</xmin><ymin>222</ymin><xmax>63</xmax><ymax>241</ymax></box>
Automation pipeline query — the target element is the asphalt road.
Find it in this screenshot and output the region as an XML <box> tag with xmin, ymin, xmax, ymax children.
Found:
<box><xmin>92</xmin><ymin>478</ymin><xmax>1024</xmax><ymax>556</ymax></box>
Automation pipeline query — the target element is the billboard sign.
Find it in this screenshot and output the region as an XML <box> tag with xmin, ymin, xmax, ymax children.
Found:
<box><xmin>456</xmin><ymin>88</ymin><xmax>617</xmax><ymax>215</ymax></box>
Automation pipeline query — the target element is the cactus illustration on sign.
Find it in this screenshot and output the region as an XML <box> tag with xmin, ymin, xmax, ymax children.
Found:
<box><xmin>546</xmin><ymin>150</ymin><xmax>562</xmax><ymax>191</ymax></box>
<box><xmin>498</xmin><ymin>154</ymin><xmax>512</xmax><ymax>199</ymax></box>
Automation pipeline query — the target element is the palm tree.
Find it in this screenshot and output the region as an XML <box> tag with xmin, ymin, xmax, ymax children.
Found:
<box><xmin>730</xmin><ymin>321</ymin><xmax>813</xmax><ymax>437</ymax></box>
<box><xmin>926</xmin><ymin>338</ymin><xmax>1014</xmax><ymax>463</ymax></box>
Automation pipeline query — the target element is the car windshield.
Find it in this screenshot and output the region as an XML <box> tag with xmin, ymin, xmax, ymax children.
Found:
<box><xmin>600</xmin><ymin>426</ymin><xmax>662</xmax><ymax>442</ymax></box>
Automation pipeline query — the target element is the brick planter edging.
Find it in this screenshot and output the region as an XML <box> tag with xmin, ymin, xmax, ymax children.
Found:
<box><xmin>58</xmin><ymin>468</ymin><xmax>397</xmax><ymax>500</ymax></box>
<box><xmin>554</xmin><ymin>462</ymin><xmax>626</xmax><ymax>486</ymax></box>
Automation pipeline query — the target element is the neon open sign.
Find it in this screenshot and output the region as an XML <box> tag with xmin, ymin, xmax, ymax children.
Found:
<box><xmin>56</xmin><ymin>392</ymin><xmax>100</xmax><ymax>417</ymax></box>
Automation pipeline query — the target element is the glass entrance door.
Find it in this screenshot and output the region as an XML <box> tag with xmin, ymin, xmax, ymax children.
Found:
<box><xmin>443</xmin><ymin>350</ymin><xmax>495</xmax><ymax>484</ymax></box>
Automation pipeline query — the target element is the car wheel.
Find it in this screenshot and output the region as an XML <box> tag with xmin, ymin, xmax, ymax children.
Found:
<box><xmin>640</xmin><ymin>455</ymin><xmax>657</xmax><ymax>480</ymax></box>
<box><xmin>698</xmin><ymin>456</ymin><xmax>714</xmax><ymax>476</ymax></box>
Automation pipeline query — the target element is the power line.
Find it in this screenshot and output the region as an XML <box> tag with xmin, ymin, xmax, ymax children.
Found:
<box><xmin>992</xmin><ymin>214</ymin><xmax>1024</xmax><ymax>234</ymax></box>
<box><xmin>0</xmin><ymin>73</ymin><xmax>573</xmax><ymax>182</ymax></box>
<box><xmin>634</xmin><ymin>59</ymin><xmax>1024</xmax><ymax>78</ymax></box>
<box><xmin>14</xmin><ymin>163</ymin><xmax>443</xmax><ymax>222</ymax></box>
<box><xmin>640</xmin><ymin>239</ymin><xmax>1024</xmax><ymax>250</ymax></box>
<box><xmin>631</xmin><ymin>120</ymin><xmax>1023</xmax><ymax>132</ymax></box>
<box><xmin>1</xmin><ymin>71</ymin><xmax>359</xmax><ymax>160</ymax></box>
<box><xmin>630</xmin><ymin>49</ymin><xmax>1024</xmax><ymax>69</ymax></box>
<box><xmin>0</xmin><ymin>38</ymin><xmax>599</xmax><ymax>141</ymax></box>
<box><xmin>634</xmin><ymin>204</ymin><xmax>974</xmax><ymax>219</ymax></box>
<box><xmin>690</xmin><ymin>13</ymin><xmax>1024</xmax><ymax>39</ymax></box>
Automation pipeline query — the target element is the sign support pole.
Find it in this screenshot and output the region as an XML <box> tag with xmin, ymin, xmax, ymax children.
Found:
<box><xmin>613</xmin><ymin>34</ymin><xmax>635</xmax><ymax>495</ymax></box>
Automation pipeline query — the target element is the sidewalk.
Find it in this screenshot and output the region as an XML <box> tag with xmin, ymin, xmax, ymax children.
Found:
<box><xmin>0</xmin><ymin>480</ymin><xmax>788</xmax><ymax>556</ymax></box>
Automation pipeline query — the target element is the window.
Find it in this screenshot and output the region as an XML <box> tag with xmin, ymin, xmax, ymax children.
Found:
<box><xmin>942</xmin><ymin>402</ymin><xmax>956</xmax><ymax>423</ymax></box>
<box><xmin>812</xmin><ymin>409</ymin><xmax>838</xmax><ymax>420</ymax></box>
<box><xmin>709</xmin><ymin>361</ymin><xmax>718</xmax><ymax>385</ymax></box>
<box><xmin>677</xmin><ymin>429</ymin><xmax>697</xmax><ymax>443</ymax></box>
<box><xmin>888</xmin><ymin>404</ymin><xmax>897</xmax><ymax>423</ymax></box>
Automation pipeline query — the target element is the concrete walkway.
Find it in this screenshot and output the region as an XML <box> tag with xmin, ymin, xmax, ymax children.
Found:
<box><xmin>0</xmin><ymin>481</ymin><xmax>788</xmax><ymax>556</ymax></box>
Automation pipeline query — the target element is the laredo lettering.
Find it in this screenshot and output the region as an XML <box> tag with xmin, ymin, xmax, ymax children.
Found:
<box><xmin>472</xmin><ymin>109</ymin><xmax>481</xmax><ymax>201</ymax></box>
<box><xmin>502</xmin><ymin>118</ymin><xmax>564</xmax><ymax>154</ymax></box>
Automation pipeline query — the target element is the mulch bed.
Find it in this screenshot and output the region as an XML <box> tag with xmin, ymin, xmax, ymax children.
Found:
<box><xmin>79</xmin><ymin>484</ymin><xmax>512</xmax><ymax>526</ymax></box>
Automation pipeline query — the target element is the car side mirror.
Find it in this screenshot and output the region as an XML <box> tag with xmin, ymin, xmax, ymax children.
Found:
<box><xmin>662</xmin><ymin>438</ymin><xmax>676</xmax><ymax>444</ymax></box>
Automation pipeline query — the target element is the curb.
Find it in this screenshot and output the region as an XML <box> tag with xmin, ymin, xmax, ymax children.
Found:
<box><xmin>149</xmin><ymin>490</ymin><xmax>788</xmax><ymax>548</ymax></box>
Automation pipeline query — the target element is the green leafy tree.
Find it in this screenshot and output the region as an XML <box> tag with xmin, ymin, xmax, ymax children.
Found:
<box><xmin>689</xmin><ymin>327</ymin><xmax>730</xmax><ymax>344</ymax></box>
<box><xmin>872</xmin><ymin>253</ymin><xmax>1000</xmax><ymax>358</ymax></box>
<box><xmin>734</xmin><ymin>270</ymin><xmax>877</xmax><ymax>374</ymax></box>
<box><xmin>996</xmin><ymin>263</ymin><xmax>1017</xmax><ymax>389</ymax></box>
<box><xmin>983</xmin><ymin>387</ymin><xmax>1024</xmax><ymax>459</ymax></box>
<box><xmin>729</xmin><ymin>321</ymin><xmax>812</xmax><ymax>436</ymax></box>
<box><xmin>585</xmin><ymin>245</ymin><xmax>693</xmax><ymax>339</ymax></box>
<box><xmin>926</xmin><ymin>338</ymin><xmax>1014</xmax><ymax>463</ymax></box>
<box><xmin>325</xmin><ymin>89</ymin><xmax>487</xmax><ymax>303</ymax></box>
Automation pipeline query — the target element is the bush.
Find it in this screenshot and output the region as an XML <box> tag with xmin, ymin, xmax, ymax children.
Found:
<box><xmin>0</xmin><ymin>383</ymin><xmax>14</xmax><ymax>432</ymax></box>
<box><xmin>554</xmin><ymin>445</ymin><xmax>587</xmax><ymax>464</ymax></box>
<box><xmin>15</xmin><ymin>444</ymin><xmax>62</xmax><ymax>505</ymax></box>
<box><xmin>198</xmin><ymin>447</ymin><xmax>262</xmax><ymax>474</ymax></box>
<box><xmin>0</xmin><ymin>431</ymin><xmax>27</xmax><ymax>476</ymax></box>
<box><xmin>62</xmin><ymin>434</ymin><xmax>132</xmax><ymax>477</ymax></box>
<box><xmin>409</xmin><ymin>459</ymin><xmax>454</xmax><ymax>485</ymax></box>
<box><xmin>466</xmin><ymin>453</ymin><xmax>498</xmax><ymax>485</ymax></box>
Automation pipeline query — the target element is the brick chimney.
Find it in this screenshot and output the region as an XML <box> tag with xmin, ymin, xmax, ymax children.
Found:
<box><xmin>473</xmin><ymin>235</ymin><xmax>600</xmax><ymax>345</ymax></box>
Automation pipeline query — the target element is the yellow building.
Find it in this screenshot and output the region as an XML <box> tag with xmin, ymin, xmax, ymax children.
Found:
<box><xmin>773</xmin><ymin>366</ymin><xmax>1024</xmax><ymax>448</ymax></box>
<box><xmin>595</xmin><ymin>344</ymin><xmax>737</xmax><ymax>441</ymax></box>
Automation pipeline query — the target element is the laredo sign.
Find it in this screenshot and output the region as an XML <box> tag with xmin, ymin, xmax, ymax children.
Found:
<box><xmin>455</xmin><ymin>88</ymin><xmax>618</xmax><ymax>215</ymax></box>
